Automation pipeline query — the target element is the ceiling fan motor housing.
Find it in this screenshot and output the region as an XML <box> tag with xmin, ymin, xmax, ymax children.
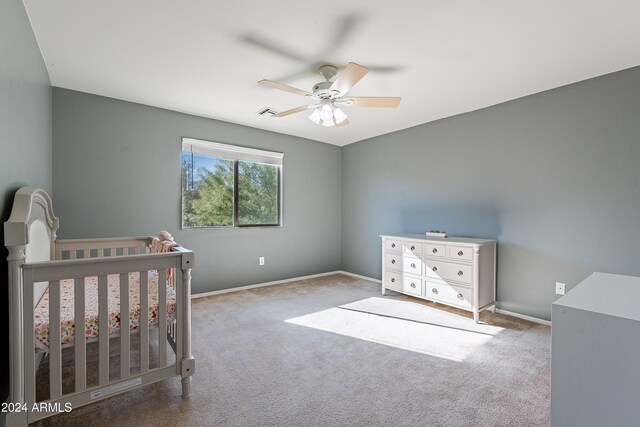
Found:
<box><xmin>313</xmin><ymin>81</ymin><xmax>339</xmax><ymax>99</ymax></box>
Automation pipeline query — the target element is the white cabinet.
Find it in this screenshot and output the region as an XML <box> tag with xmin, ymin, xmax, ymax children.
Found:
<box><xmin>380</xmin><ymin>234</ymin><xmax>497</xmax><ymax>322</ymax></box>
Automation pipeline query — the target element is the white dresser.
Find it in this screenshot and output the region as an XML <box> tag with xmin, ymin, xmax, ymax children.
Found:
<box><xmin>380</xmin><ymin>234</ymin><xmax>497</xmax><ymax>322</ymax></box>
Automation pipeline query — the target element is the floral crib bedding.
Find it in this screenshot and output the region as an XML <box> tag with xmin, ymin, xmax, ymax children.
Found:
<box><xmin>34</xmin><ymin>271</ymin><xmax>177</xmax><ymax>350</ymax></box>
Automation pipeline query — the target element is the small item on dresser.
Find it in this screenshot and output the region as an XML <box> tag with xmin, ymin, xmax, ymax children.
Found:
<box><xmin>426</xmin><ymin>229</ymin><xmax>448</xmax><ymax>238</ymax></box>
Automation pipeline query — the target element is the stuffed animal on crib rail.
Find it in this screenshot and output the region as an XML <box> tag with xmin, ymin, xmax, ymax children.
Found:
<box><xmin>157</xmin><ymin>230</ymin><xmax>174</xmax><ymax>243</ymax></box>
<box><xmin>151</xmin><ymin>230</ymin><xmax>181</xmax><ymax>254</ymax></box>
<box><xmin>151</xmin><ymin>230</ymin><xmax>181</xmax><ymax>280</ymax></box>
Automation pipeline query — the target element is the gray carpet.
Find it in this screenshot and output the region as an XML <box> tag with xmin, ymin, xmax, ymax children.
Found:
<box><xmin>33</xmin><ymin>274</ymin><xmax>550</xmax><ymax>426</ymax></box>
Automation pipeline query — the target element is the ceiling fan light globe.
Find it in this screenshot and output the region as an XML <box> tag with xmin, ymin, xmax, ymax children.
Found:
<box><xmin>308</xmin><ymin>109</ymin><xmax>321</xmax><ymax>125</ymax></box>
<box><xmin>321</xmin><ymin>119</ymin><xmax>334</xmax><ymax>127</ymax></box>
<box><xmin>333</xmin><ymin>107</ymin><xmax>348</xmax><ymax>124</ymax></box>
<box><xmin>320</xmin><ymin>104</ymin><xmax>334</xmax><ymax>121</ymax></box>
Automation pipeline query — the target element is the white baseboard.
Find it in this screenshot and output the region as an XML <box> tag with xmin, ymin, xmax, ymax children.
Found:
<box><xmin>191</xmin><ymin>270</ymin><xmax>342</xmax><ymax>299</ymax></box>
<box><xmin>190</xmin><ymin>270</ymin><xmax>552</xmax><ymax>326</ymax></box>
<box><xmin>495</xmin><ymin>308</ymin><xmax>551</xmax><ymax>326</ymax></box>
<box><xmin>338</xmin><ymin>270</ymin><xmax>382</xmax><ymax>283</ymax></box>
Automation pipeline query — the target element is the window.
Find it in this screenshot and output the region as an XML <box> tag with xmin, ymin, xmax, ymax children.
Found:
<box><xmin>181</xmin><ymin>138</ymin><xmax>283</xmax><ymax>228</ymax></box>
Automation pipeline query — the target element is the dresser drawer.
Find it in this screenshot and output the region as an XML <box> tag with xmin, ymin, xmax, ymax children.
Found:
<box><xmin>402</xmin><ymin>242</ymin><xmax>422</xmax><ymax>256</ymax></box>
<box><xmin>448</xmin><ymin>245</ymin><xmax>473</xmax><ymax>261</ymax></box>
<box><xmin>425</xmin><ymin>243</ymin><xmax>446</xmax><ymax>258</ymax></box>
<box><xmin>425</xmin><ymin>281</ymin><xmax>472</xmax><ymax>309</ymax></box>
<box><xmin>384</xmin><ymin>239</ymin><xmax>402</xmax><ymax>253</ymax></box>
<box><xmin>384</xmin><ymin>272</ymin><xmax>422</xmax><ymax>296</ymax></box>
<box><xmin>402</xmin><ymin>255</ymin><xmax>423</xmax><ymax>275</ymax></box>
<box><xmin>401</xmin><ymin>276</ymin><xmax>422</xmax><ymax>296</ymax></box>
<box><xmin>385</xmin><ymin>253</ymin><xmax>402</xmax><ymax>270</ymax></box>
<box><xmin>425</xmin><ymin>259</ymin><xmax>473</xmax><ymax>285</ymax></box>
<box><xmin>384</xmin><ymin>270</ymin><xmax>403</xmax><ymax>292</ymax></box>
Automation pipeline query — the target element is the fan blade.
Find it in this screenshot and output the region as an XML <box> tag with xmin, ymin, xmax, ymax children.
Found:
<box><xmin>344</xmin><ymin>97</ymin><xmax>401</xmax><ymax>108</ymax></box>
<box><xmin>335</xmin><ymin>118</ymin><xmax>350</xmax><ymax>128</ymax></box>
<box><xmin>330</xmin><ymin>62</ymin><xmax>368</xmax><ymax>95</ymax></box>
<box><xmin>258</xmin><ymin>80</ymin><xmax>311</xmax><ymax>97</ymax></box>
<box><xmin>272</xmin><ymin>105</ymin><xmax>313</xmax><ymax>118</ymax></box>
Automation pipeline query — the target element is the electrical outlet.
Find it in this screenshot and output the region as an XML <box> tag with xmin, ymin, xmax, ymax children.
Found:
<box><xmin>259</xmin><ymin>257</ymin><xmax>265</xmax><ymax>266</ymax></box>
<box><xmin>555</xmin><ymin>282</ymin><xmax>566</xmax><ymax>295</ymax></box>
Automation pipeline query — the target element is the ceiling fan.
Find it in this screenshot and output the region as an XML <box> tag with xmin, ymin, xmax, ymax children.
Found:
<box><xmin>258</xmin><ymin>62</ymin><xmax>401</xmax><ymax>127</ymax></box>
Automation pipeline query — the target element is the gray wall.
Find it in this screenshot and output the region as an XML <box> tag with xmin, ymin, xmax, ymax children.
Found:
<box><xmin>551</xmin><ymin>273</ymin><xmax>640</xmax><ymax>427</ymax></box>
<box><xmin>342</xmin><ymin>66</ymin><xmax>640</xmax><ymax>321</ymax></box>
<box><xmin>52</xmin><ymin>88</ymin><xmax>342</xmax><ymax>294</ymax></box>
<box><xmin>0</xmin><ymin>0</ymin><xmax>52</xmax><ymax>404</ymax></box>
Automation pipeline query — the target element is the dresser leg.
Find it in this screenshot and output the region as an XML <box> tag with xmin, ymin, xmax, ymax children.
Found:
<box><xmin>381</xmin><ymin>287</ymin><xmax>386</xmax><ymax>296</ymax></box>
<box><xmin>473</xmin><ymin>309</ymin><xmax>480</xmax><ymax>323</ymax></box>
<box><xmin>490</xmin><ymin>304</ymin><xmax>496</xmax><ymax>314</ymax></box>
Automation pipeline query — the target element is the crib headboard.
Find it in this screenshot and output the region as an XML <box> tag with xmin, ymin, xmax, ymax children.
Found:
<box><xmin>4</xmin><ymin>187</ymin><xmax>59</xmax><ymax>304</ymax></box>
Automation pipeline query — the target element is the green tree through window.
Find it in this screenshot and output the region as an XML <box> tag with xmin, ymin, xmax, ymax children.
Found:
<box><xmin>238</xmin><ymin>161</ymin><xmax>279</xmax><ymax>225</ymax></box>
<box><xmin>181</xmin><ymin>149</ymin><xmax>281</xmax><ymax>228</ymax></box>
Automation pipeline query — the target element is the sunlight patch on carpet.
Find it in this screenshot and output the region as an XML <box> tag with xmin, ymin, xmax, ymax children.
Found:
<box><xmin>285</xmin><ymin>297</ymin><xmax>505</xmax><ymax>362</ymax></box>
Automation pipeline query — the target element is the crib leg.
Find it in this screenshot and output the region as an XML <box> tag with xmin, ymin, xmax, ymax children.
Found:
<box><xmin>179</xmin><ymin>252</ymin><xmax>196</xmax><ymax>399</ymax></box>
<box><xmin>180</xmin><ymin>355</ymin><xmax>195</xmax><ymax>398</ymax></box>
<box><xmin>182</xmin><ymin>377</ymin><xmax>192</xmax><ymax>398</ymax></box>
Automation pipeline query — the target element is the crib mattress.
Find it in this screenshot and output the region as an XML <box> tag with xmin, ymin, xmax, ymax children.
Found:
<box><xmin>34</xmin><ymin>271</ymin><xmax>177</xmax><ymax>349</ymax></box>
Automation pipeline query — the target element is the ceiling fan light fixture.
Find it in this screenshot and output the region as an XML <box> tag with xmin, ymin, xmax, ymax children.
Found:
<box><xmin>320</xmin><ymin>104</ymin><xmax>334</xmax><ymax>122</ymax></box>
<box><xmin>308</xmin><ymin>103</ymin><xmax>348</xmax><ymax>127</ymax></box>
<box><xmin>308</xmin><ymin>108</ymin><xmax>321</xmax><ymax>125</ymax></box>
<box><xmin>261</xmin><ymin>62</ymin><xmax>399</xmax><ymax>128</ymax></box>
<box><xmin>333</xmin><ymin>107</ymin><xmax>347</xmax><ymax>124</ymax></box>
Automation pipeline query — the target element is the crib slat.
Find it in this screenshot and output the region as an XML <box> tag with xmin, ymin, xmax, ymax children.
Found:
<box><xmin>120</xmin><ymin>273</ymin><xmax>130</xmax><ymax>379</ymax></box>
<box><xmin>140</xmin><ymin>271</ymin><xmax>149</xmax><ymax>373</ymax></box>
<box><xmin>74</xmin><ymin>278</ymin><xmax>87</xmax><ymax>392</ymax></box>
<box><xmin>98</xmin><ymin>275</ymin><xmax>109</xmax><ymax>385</ymax></box>
<box><xmin>23</xmin><ymin>273</ymin><xmax>36</xmax><ymax>405</ymax></box>
<box><xmin>50</xmin><ymin>280</ymin><xmax>62</xmax><ymax>400</ymax></box>
<box><xmin>69</xmin><ymin>250</ymin><xmax>76</xmax><ymax>260</ymax></box>
<box><xmin>98</xmin><ymin>248</ymin><xmax>104</xmax><ymax>258</ymax></box>
<box><xmin>111</xmin><ymin>248</ymin><xmax>116</xmax><ymax>257</ymax></box>
<box><xmin>158</xmin><ymin>269</ymin><xmax>167</xmax><ymax>368</ymax></box>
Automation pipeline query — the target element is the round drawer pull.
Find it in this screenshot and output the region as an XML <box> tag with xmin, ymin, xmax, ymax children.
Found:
<box><xmin>391</xmin><ymin>278</ymin><xmax>395</xmax><ymax>283</ymax></box>
<box><xmin>410</xmin><ymin>263</ymin><xmax>416</xmax><ymax>268</ymax></box>
<box><xmin>458</xmin><ymin>270</ymin><xmax>464</xmax><ymax>276</ymax></box>
<box><xmin>410</xmin><ymin>283</ymin><xmax>416</xmax><ymax>289</ymax></box>
<box><xmin>391</xmin><ymin>259</ymin><xmax>396</xmax><ymax>264</ymax></box>
<box><xmin>432</xmin><ymin>248</ymin><xmax>438</xmax><ymax>253</ymax></box>
<box><xmin>391</xmin><ymin>243</ymin><xmax>396</xmax><ymax>248</ymax></box>
<box><xmin>458</xmin><ymin>250</ymin><xmax>464</xmax><ymax>256</ymax></box>
<box><xmin>432</xmin><ymin>266</ymin><xmax>438</xmax><ymax>272</ymax></box>
<box><xmin>432</xmin><ymin>288</ymin><xmax>439</xmax><ymax>294</ymax></box>
<box><xmin>457</xmin><ymin>293</ymin><xmax>464</xmax><ymax>300</ymax></box>
<box><xmin>410</xmin><ymin>245</ymin><xmax>415</xmax><ymax>250</ymax></box>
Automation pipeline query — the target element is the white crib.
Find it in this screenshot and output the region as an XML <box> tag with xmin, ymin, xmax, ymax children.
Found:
<box><xmin>4</xmin><ymin>188</ymin><xmax>195</xmax><ymax>426</ymax></box>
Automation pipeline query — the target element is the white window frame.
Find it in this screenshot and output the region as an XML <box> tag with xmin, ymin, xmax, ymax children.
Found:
<box><xmin>181</xmin><ymin>137</ymin><xmax>284</xmax><ymax>229</ymax></box>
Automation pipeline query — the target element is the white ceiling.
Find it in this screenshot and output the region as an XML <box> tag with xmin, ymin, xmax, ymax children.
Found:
<box><xmin>23</xmin><ymin>0</ymin><xmax>640</xmax><ymax>146</ymax></box>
